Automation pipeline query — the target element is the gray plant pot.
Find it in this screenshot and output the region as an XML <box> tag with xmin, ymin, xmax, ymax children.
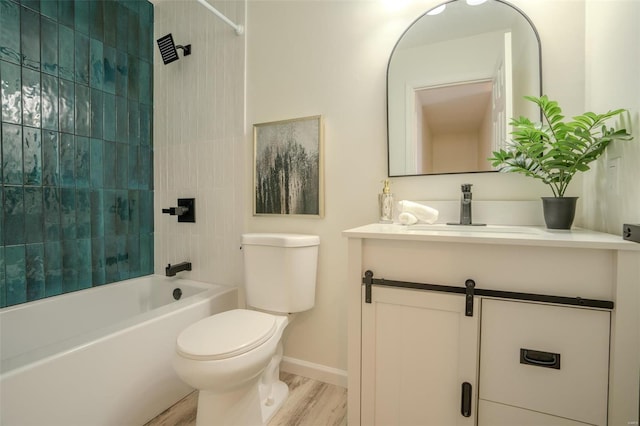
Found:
<box><xmin>541</xmin><ymin>197</ymin><xmax>578</xmax><ymax>229</ymax></box>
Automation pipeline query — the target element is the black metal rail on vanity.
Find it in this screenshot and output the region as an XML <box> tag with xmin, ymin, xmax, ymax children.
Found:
<box><xmin>362</xmin><ymin>270</ymin><xmax>614</xmax><ymax>315</ymax></box>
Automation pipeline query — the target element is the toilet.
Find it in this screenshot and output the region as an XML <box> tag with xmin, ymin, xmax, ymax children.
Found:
<box><xmin>173</xmin><ymin>233</ymin><xmax>320</xmax><ymax>426</ymax></box>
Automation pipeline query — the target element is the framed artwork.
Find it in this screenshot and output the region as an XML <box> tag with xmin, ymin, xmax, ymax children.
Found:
<box><xmin>253</xmin><ymin>115</ymin><xmax>324</xmax><ymax>217</ymax></box>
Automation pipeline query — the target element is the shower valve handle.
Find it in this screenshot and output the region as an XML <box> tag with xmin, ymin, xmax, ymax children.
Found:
<box><xmin>162</xmin><ymin>206</ymin><xmax>189</xmax><ymax>216</ymax></box>
<box><xmin>162</xmin><ymin>198</ymin><xmax>196</xmax><ymax>223</ymax></box>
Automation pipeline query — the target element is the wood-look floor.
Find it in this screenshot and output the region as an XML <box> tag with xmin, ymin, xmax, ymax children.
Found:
<box><xmin>145</xmin><ymin>373</ymin><xmax>347</xmax><ymax>426</ymax></box>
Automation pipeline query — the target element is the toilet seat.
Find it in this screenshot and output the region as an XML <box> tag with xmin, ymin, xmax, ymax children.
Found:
<box><xmin>177</xmin><ymin>309</ymin><xmax>277</xmax><ymax>361</ymax></box>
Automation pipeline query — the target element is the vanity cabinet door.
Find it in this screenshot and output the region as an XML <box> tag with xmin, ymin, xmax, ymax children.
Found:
<box><xmin>361</xmin><ymin>286</ymin><xmax>479</xmax><ymax>426</ymax></box>
<box><xmin>479</xmin><ymin>299</ymin><xmax>610</xmax><ymax>425</ymax></box>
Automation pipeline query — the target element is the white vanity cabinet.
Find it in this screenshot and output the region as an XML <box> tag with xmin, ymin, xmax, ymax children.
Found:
<box><xmin>344</xmin><ymin>224</ymin><xmax>640</xmax><ymax>426</ymax></box>
<box><xmin>361</xmin><ymin>286</ymin><xmax>479</xmax><ymax>425</ymax></box>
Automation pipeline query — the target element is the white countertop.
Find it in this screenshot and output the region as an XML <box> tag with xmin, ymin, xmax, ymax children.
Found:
<box><xmin>343</xmin><ymin>223</ymin><xmax>640</xmax><ymax>251</ymax></box>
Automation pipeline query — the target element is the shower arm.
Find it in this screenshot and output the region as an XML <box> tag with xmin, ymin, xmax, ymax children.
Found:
<box><xmin>195</xmin><ymin>0</ymin><xmax>244</xmax><ymax>35</ymax></box>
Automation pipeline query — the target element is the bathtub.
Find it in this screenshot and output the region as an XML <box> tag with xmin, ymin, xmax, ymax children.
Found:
<box><xmin>0</xmin><ymin>275</ymin><xmax>237</xmax><ymax>426</ymax></box>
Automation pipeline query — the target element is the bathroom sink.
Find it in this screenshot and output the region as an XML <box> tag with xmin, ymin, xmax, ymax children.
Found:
<box><xmin>407</xmin><ymin>224</ymin><xmax>545</xmax><ymax>235</ymax></box>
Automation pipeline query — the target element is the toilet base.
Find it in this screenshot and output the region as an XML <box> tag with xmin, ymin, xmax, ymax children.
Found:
<box><xmin>260</xmin><ymin>380</ymin><xmax>289</xmax><ymax>424</ymax></box>
<box><xmin>177</xmin><ymin>315</ymin><xmax>291</xmax><ymax>426</ymax></box>
<box><xmin>195</xmin><ymin>379</ymin><xmax>289</xmax><ymax>426</ymax></box>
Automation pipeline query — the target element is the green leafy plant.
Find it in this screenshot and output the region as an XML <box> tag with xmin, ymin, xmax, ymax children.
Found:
<box><xmin>489</xmin><ymin>95</ymin><xmax>633</xmax><ymax>197</ymax></box>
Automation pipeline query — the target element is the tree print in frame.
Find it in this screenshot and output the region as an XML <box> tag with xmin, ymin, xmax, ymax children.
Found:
<box><xmin>253</xmin><ymin>115</ymin><xmax>324</xmax><ymax>217</ymax></box>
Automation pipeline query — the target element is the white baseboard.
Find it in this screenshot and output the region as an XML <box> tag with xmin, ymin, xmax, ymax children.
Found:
<box><xmin>280</xmin><ymin>356</ymin><xmax>348</xmax><ymax>389</ymax></box>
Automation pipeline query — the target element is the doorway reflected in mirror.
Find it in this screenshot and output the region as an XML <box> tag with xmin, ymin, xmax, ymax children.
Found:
<box><xmin>387</xmin><ymin>0</ymin><xmax>541</xmax><ymax>176</ymax></box>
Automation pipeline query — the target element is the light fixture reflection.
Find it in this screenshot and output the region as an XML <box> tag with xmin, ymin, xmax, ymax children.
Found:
<box><xmin>466</xmin><ymin>0</ymin><xmax>488</xmax><ymax>5</ymax></box>
<box><xmin>427</xmin><ymin>4</ymin><xmax>446</xmax><ymax>15</ymax></box>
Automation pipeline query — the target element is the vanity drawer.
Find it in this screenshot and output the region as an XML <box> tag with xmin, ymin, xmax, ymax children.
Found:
<box><xmin>479</xmin><ymin>299</ymin><xmax>610</xmax><ymax>425</ymax></box>
<box><xmin>478</xmin><ymin>399</ymin><xmax>592</xmax><ymax>426</ymax></box>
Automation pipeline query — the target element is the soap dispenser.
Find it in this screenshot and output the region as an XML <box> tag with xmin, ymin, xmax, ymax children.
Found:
<box><xmin>379</xmin><ymin>179</ymin><xmax>394</xmax><ymax>223</ymax></box>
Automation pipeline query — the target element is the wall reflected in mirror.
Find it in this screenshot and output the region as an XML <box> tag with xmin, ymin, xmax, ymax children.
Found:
<box><xmin>388</xmin><ymin>0</ymin><xmax>541</xmax><ymax>176</ymax></box>
<box><xmin>415</xmin><ymin>80</ymin><xmax>493</xmax><ymax>174</ymax></box>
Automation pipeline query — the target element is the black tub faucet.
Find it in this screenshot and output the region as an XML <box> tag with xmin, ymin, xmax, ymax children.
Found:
<box><xmin>166</xmin><ymin>262</ymin><xmax>192</xmax><ymax>277</ymax></box>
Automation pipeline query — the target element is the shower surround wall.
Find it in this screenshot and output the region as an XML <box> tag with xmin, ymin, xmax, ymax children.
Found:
<box><xmin>0</xmin><ymin>0</ymin><xmax>154</xmax><ymax>308</ymax></box>
<box><xmin>152</xmin><ymin>0</ymin><xmax>245</xmax><ymax>287</ymax></box>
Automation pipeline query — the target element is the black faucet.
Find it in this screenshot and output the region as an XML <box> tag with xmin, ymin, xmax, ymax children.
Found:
<box><xmin>165</xmin><ymin>262</ymin><xmax>192</xmax><ymax>277</ymax></box>
<box><xmin>447</xmin><ymin>184</ymin><xmax>485</xmax><ymax>226</ymax></box>
<box><xmin>460</xmin><ymin>183</ymin><xmax>473</xmax><ymax>225</ymax></box>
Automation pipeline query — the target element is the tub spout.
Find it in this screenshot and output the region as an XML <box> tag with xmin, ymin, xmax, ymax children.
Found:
<box><xmin>166</xmin><ymin>262</ymin><xmax>192</xmax><ymax>277</ymax></box>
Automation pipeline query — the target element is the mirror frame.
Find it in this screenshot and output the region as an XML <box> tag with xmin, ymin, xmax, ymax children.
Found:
<box><xmin>386</xmin><ymin>0</ymin><xmax>543</xmax><ymax>177</ymax></box>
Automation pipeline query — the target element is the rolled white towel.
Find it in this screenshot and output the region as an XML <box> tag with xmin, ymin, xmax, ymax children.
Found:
<box><xmin>399</xmin><ymin>200</ymin><xmax>439</xmax><ymax>224</ymax></box>
<box><xmin>398</xmin><ymin>212</ymin><xmax>418</xmax><ymax>225</ymax></box>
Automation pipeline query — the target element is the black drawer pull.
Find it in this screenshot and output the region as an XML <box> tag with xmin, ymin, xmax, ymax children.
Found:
<box><xmin>520</xmin><ymin>348</ymin><xmax>561</xmax><ymax>370</ymax></box>
<box><xmin>460</xmin><ymin>382</ymin><xmax>472</xmax><ymax>417</ymax></box>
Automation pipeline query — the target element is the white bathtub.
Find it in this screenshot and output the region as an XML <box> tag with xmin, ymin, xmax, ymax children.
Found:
<box><xmin>0</xmin><ymin>275</ymin><xmax>237</xmax><ymax>426</ymax></box>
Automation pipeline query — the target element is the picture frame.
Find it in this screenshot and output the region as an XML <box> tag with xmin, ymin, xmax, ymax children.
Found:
<box><xmin>253</xmin><ymin>115</ymin><xmax>324</xmax><ymax>217</ymax></box>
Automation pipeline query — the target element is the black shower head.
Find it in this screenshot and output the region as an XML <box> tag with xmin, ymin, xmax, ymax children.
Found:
<box><xmin>157</xmin><ymin>33</ymin><xmax>191</xmax><ymax>65</ymax></box>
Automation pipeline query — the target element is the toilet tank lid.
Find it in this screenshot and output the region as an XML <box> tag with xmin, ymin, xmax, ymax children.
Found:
<box><xmin>242</xmin><ymin>233</ymin><xmax>320</xmax><ymax>247</ymax></box>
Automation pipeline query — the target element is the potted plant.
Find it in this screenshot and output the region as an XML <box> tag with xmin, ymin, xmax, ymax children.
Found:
<box><xmin>489</xmin><ymin>95</ymin><xmax>633</xmax><ymax>229</ymax></box>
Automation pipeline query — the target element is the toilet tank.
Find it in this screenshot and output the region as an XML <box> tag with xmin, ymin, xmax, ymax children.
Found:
<box><xmin>242</xmin><ymin>233</ymin><xmax>320</xmax><ymax>313</ymax></box>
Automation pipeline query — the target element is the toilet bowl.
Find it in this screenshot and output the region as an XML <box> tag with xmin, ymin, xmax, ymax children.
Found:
<box><xmin>173</xmin><ymin>309</ymin><xmax>289</xmax><ymax>426</ymax></box>
<box><xmin>173</xmin><ymin>233</ymin><xmax>319</xmax><ymax>426</ymax></box>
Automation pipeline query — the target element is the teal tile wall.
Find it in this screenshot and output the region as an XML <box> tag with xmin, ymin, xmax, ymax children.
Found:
<box><xmin>1</xmin><ymin>0</ymin><xmax>154</xmax><ymax>308</ymax></box>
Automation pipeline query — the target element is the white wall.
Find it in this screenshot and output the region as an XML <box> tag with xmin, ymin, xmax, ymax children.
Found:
<box><xmin>245</xmin><ymin>0</ymin><xmax>593</xmax><ymax>376</ymax></box>
<box><xmin>582</xmin><ymin>0</ymin><xmax>640</xmax><ymax>234</ymax></box>
<box><xmin>152</xmin><ymin>0</ymin><xmax>245</xmax><ymax>287</ymax></box>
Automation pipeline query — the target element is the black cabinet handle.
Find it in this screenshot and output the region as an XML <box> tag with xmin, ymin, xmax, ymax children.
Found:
<box><xmin>520</xmin><ymin>348</ymin><xmax>561</xmax><ymax>370</ymax></box>
<box><xmin>460</xmin><ymin>382</ymin><xmax>472</xmax><ymax>417</ymax></box>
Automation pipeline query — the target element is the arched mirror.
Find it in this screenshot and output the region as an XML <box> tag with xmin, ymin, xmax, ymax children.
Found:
<box><xmin>387</xmin><ymin>0</ymin><xmax>541</xmax><ymax>176</ymax></box>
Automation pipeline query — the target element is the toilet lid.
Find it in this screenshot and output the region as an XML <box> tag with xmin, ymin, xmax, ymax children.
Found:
<box><xmin>176</xmin><ymin>309</ymin><xmax>277</xmax><ymax>361</ymax></box>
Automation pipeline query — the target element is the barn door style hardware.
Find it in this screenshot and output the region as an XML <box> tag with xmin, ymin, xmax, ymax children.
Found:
<box><xmin>362</xmin><ymin>270</ymin><xmax>614</xmax><ymax>311</ymax></box>
<box><xmin>464</xmin><ymin>279</ymin><xmax>475</xmax><ymax>316</ymax></box>
<box><xmin>362</xmin><ymin>270</ymin><xmax>477</xmax><ymax>315</ymax></box>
